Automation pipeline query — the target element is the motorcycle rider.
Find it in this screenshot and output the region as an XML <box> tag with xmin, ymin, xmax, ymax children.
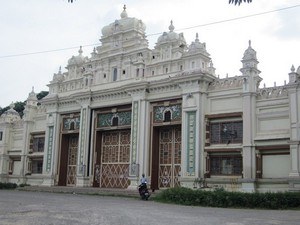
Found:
<box><xmin>138</xmin><ymin>173</ymin><xmax>149</xmax><ymax>199</ymax></box>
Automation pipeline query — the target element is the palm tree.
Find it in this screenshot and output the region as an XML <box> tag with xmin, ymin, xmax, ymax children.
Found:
<box><xmin>229</xmin><ymin>0</ymin><xmax>252</xmax><ymax>5</ymax></box>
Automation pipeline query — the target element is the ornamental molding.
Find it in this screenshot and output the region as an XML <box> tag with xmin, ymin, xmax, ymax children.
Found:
<box><xmin>92</xmin><ymin>91</ymin><xmax>129</xmax><ymax>102</ymax></box>
<box><xmin>257</xmin><ymin>86</ymin><xmax>288</xmax><ymax>100</ymax></box>
<box><xmin>208</xmin><ymin>76</ymin><xmax>244</xmax><ymax>91</ymax></box>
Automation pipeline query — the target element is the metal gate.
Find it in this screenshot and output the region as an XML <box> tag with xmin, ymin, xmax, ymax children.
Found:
<box><xmin>159</xmin><ymin>126</ymin><xmax>181</xmax><ymax>188</ymax></box>
<box><xmin>100</xmin><ymin>130</ymin><xmax>130</xmax><ymax>188</ymax></box>
<box><xmin>67</xmin><ymin>135</ymin><xmax>78</xmax><ymax>186</ymax></box>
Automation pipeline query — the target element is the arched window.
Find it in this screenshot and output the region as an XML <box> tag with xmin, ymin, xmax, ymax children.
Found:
<box><xmin>113</xmin><ymin>68</ymin><xmax>118</xmax><ymax>81</ymax></box>
<box><xmin>112</xmin><ymin>117</ymin><xmax>119</xmax><ymax>126</ymax></box>
<box><xmin>164</xmin><ymin>110</ymin><xmax>171</xmax><ymax>122</ymax></box>
<box><xmin>70</xmin><ymin>121</ymin><xmax>75</xmax><ymax>130</ymax></box>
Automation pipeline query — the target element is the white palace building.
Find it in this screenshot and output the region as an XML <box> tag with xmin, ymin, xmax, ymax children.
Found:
<box><xmin>1</xmin><ymin>6</ymin><xmax>300</xmax><ymax>192</ymax></box>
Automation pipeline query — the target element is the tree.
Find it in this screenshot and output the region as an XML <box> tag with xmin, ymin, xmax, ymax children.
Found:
<box><xmin>37</xmin><ymin>91</ymin><xmax>49</xmax><ymax>100</ymax></box>
<box><xmin>229</xmin><ymin>0</ymin><xmax>252</xmax><ymax>5</ymax></box>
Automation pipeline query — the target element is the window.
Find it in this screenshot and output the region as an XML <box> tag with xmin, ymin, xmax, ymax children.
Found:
<box><xmin>113</xmin><ymin>68</ymin><xmax>118</xmax><ymax>81</ymax></box>
<box><xmin>210</xmin><ymin>155</ymin><xmax>242</xmax><ymax>175</ymax></box>
<box><xmin>164</xmin><ymin>111</ymin><xmax>171</xmax><ymax>122</ymax></box>
<box><xmin>32</xmin><ymin>159</ymin><xmax>43</xmax><ymax>174</ymax></box>
<box><xmin>152</xmin><ymin>71</ymin><xmax>154</xmax><ymax>76</ymax></box>
<box><xmin>210</xmin><ymin>121</ymin><xmax>243</xmax><ymax>144</ymax></box>
<box><xmin>112</xmin><ymin>117</ymin><xmax>119</xmax><ymax>126</ymax></box>
<box><xmin>180</xmin><ymin>65</ymin><xmax>183</xmax><ymax>71</ymax></box>
<box><xmin>0</xmin><ymin>131</ymin><xmax>2</xmax><ymax>141</ymax></box>
<box><xmin>103</xmin><ymin>73</ymin><xmax>106</xmax><ymax>79</ymax></box>
<box><xmin>136</xmin><ymin>68</ymin><xmax>139</xmax><ymax>77</ymax></box>
<box><xmin>122</xmin><ymin>70</ymin><xmax>126</xmax><ymax>75</ymax></box>
<box><xmin>29</xmin><ymin>135</ymin><xmax>45</xmax><ymax>153</ymax></box>
<box><xmin>191</xmin><ymin>61</ymin><xmax>195</xmax><ymax>69</ymax></box>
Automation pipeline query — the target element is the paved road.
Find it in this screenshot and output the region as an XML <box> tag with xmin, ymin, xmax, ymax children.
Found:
<box><xmin>0</xmin><ymin>190</ymin><xmax>299</xmax><ymax>225</ymax></box>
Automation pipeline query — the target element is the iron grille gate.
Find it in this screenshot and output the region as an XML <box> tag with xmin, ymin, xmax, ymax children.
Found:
<box><xmin>67</xmin><ymin>136</ymin><xmax>78</xmax><ymax>186</ymax></box>
<box><xmin>159</xmin><ymin>127</ymin><xmax>181</xmax><ymax>188</ymax></box>
<box><xmin>100</xmin><ymin>130</ymin><xmax>131</xmax><ymax>188</ymax></box>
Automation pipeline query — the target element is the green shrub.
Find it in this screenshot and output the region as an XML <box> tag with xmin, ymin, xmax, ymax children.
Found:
<box><xmin>0</xmin><ymin>182</ymin><xmax>17</xmax><ymax>189</ymax></box>
<box><xmin>154</xmin><ymin>187</ymin><xmax>300</xmax><ymax>209</ymax></box>
<box><xmin>19</xmin><ymin>183</ymin><xmax>31</xmax><ymax>187</ymax></box>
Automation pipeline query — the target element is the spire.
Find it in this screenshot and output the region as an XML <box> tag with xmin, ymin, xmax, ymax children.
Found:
<box><xmin>169</xmin><ymin>20</ymin><xmax>175</xmax><ymax>32</ymax></box>
<box><xmin>240</xmin><ymin>40</ymin><xmax>260</xmax><ymax>76</ymax></box>
<box><xmin>195</xmin><ymin>33</ymin><xmax>199</xmax><ymax>42</ymax></box>
<box><xmin>78</xmin><ymin>46</ymin><xmax>83</xmax><ymax>55</ymax></box>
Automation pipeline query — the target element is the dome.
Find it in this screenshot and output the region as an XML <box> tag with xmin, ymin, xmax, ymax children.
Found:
<box><xmin>101</xmin><ymin>5</ymin><xmax>146</xmax><ymax>37</ymax></box>
<box><xmin>0</xmin><ymin>103</ymin><xmax>21</xmax><ymax>122</ymax></box>
<box><xmin>242</xmin><ymin>40</ymin><xmax>257</xmax><ymax>61</ymax></box>
<box><xmin>188</xmin><ymin>33</ymin><xmax>207</xmax><ymax>53</ymax></box>
<box><xmin>156</xmin><ymin>21</ymin><xmax>186</xmax><ymax>46</ymax></box>
<box><xmin>68</xmin><ymin>46</ymin><xmax>87</xmax><ymax>66</ymax></box>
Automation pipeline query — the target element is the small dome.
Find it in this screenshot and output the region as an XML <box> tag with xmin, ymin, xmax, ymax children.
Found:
<box><xmin>242</xmin><ymin>40</ymin><xmax>257</xmax><ymax>61</ymax></box>
<box><xmin>156</xmin><ymin>21</ymin><xmax>186</xmax><ymax>46</ymax></box>
<box><xmin>188</xmin><ymin>33</ymin><xmax>207</xmax><ymax>53</ymax></box>
<box><xmin>101</xmin><ymin>6</ymin><xmax>146</xmax><ymax>37</ymax></box>
<box><xmin>68</xmin><ymin>46</ymin><xmax>87</xmax><ymax>66</ymax></box>
<box><xmin>0</xmin><ymin>102</ymin><xmax>21</xmax><ymax>122</ymax></box>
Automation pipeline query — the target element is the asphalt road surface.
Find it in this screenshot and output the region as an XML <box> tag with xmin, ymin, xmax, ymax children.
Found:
<box><xmin>0</xmin><ymin>190</ymin><xmax>299</xmax><ymax>225</ymax></box>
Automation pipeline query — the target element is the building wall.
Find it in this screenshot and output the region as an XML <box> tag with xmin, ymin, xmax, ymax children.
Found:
<box><xmin>0</xmin><ymin>7</ymin><xmax>300</xmax><ymax>192</ymax></box>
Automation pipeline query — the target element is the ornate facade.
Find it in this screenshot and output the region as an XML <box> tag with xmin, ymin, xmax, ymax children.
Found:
<box><xmin>1</xmin><ymin>6</ymin><xmax>300</xmax><ymax>192</ymax></box>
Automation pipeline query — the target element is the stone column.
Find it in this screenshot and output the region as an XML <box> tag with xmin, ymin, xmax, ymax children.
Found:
<box><xmin>42</xmin><ymin>112</ymin><xmax>59</xmax><ymax>186</ymax></box>
<box><xmin>76</xmin><ymin>105</ymin><xmax>91</xmax><ymax>187</ymax></box>
<box><xmin>288</xmin><ymin>87</ymin><xmax>300</xmax><ymax>177</ymax></box>
<box><xmin>179</xmin><ymin>81</ymin><xmax>203</xmax><ymax>188</ymax></box>
<box><xmin>128</xmin><ymin>90</ymin><xmax>149</xmax><ymax>189</ymax></box>
<box><xmin>242</xmin><ymin>91</ymin><xmax>257</xmax><ymax>192</ymax></box>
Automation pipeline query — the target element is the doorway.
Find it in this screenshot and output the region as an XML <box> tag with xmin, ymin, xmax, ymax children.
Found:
<box><xmin>58</xmin><ymin>134</ymin><xmax>79</xmax><ymax>186</ymax></box>
<box><xmin>152</xmin><ymin>126</ymin><xmax>181</xmax><ymax>189</ymax></box>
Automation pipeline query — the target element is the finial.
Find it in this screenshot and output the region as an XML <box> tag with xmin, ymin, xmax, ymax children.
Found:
<box><xmin>9</xmin><ymin>102</ymin><xmax>14</xmax><ymax>109</ymax></box>
<box><xmin>195</xmin><ymin>33</ymin><xmax>199</xmax><ymax>42</ymax></box>
<box><xmin>274</xmin><ymin>82</ymin><xmax>276</xmax><ymax>87</ymax></box>
<box><xmin>284</xmin><ymin>80</ymin><xmax>286</xmax><ymax>85</ymax></box>
<box><xmin>31</xmin><ymin>86</ymin><xmax>34</xmax><ymax>93</ymax></box>
<box><xmin>291</xmin><ymin>65</ymin><xmax>295</xmax><ymax>72</ymax></box>
<box><xmin>248</xmin><ymin>40</ymin><xmax>251</xmax><ymax>47</ymax></box>
<box><xmin>169</xmin><ymin>20</ymin><xmax>175</xmax><ymax>32</ymax></box>
<box><xmin>120</xmin><ymin>4</ymin><xmax>128</xmax><ymax>18</ymax></box>
<box><xmin>264</xmin><ymin>83</ymin><xmax>266</xmax><ymax>88</ymax></box>
<box><xmin>58</xmin><ymin>66</ymin><xmax>62</xmax><ymax>74</ymax></box>
<box><xmin>78</xmin><ymin>46</ymin><xmax>83</xmax><ymax>55</ymax></box>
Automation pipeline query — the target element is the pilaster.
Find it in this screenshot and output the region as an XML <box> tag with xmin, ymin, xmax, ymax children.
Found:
<box><xmin>128</xmin><ymin>90</ymin><xmax>149</xmax><ymax>188</ymax></box>
<box><xmin>42</xmin><ymin>112</ymin><xmax>59</xmax><ymax>186</ymax></box>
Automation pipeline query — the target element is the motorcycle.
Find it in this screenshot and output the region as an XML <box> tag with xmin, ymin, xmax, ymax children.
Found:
<box><xmin>138</xmin><ymin>182</ymin><xmax>150</xmax><ymax>200</ymax></box>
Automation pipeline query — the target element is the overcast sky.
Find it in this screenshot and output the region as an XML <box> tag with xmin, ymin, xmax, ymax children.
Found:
<box><xmin>1</xmin><ymin>0</ymin><xmax>300</xmax><ymax>107</ymax></box>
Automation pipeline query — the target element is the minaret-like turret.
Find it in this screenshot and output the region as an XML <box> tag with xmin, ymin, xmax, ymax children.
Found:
<box><xmin>240</xmin><ymin>40</ymin><xmax>260</xmax><ymax>76</ymax></box>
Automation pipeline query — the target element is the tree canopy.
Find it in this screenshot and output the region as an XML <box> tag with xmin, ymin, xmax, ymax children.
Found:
<box><xmin>229</xmin><ymin>0</ymin><xmax>252</xmax><ymax>5</ymax></box>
